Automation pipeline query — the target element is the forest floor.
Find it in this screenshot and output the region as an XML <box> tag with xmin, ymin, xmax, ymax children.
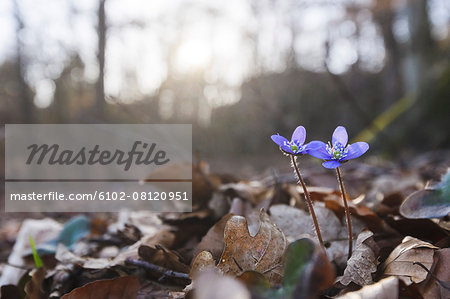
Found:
<box><xmin>0</xmin><ymin>150</ymin><xmax>449</xmax><ymax>298</ymax></box>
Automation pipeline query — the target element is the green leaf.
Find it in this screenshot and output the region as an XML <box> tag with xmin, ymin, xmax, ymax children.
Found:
<box><xmin>263</xmin><ymin>238</ymin><xmax>334</xmax><ymax>299</ymax></box>
<box><xmin>29</xmin><ymin>236</ymin><xmax>43</xmax><ymax>269</ymax></box>
<box><xmin>400</xmin><ymin>169</ymin><xmax>450</xmax><ymax>219</ymax></box>
<box><xmin>282</xmin><ymin>239</ymin><xmax>315</xmax><ymax>294</ymax></box>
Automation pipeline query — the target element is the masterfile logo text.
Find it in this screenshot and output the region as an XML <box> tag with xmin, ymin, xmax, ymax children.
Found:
<box><xmin>5</xmin><ymin>124</ymin><xmax>192</xmax><ymax>213</ymax></box>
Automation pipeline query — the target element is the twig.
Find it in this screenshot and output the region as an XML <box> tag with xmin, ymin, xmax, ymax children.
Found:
<box><xmin>291</xmin><ymin>155</ymin><xmax>325</xmax><ymax>249</ymax></box>
<box><xmin>413</xmin><ymin>262</ymin><xmax>450</xmax><ymax>291</ymax></box>
<box><xmin>336</xmin><ymin>167</ymin><xmax>353</xmax><ymax>260</ymax></box>
<box><xmin>125</xmin><ymin>258</ymin><xmax>189</xmax><ymax>280</ymax></box>
<box><xmin>6</xmin><ymin>263</ymin><xmax>33</xmax><ymax>270</ymax></box>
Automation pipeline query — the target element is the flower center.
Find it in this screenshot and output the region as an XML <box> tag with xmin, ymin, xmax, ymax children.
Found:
<box><xmin>326</xmin><ymin>142</ymin><xmax>348</xmax><ymax>160</ymax></box>
<box><xmin>284</xmin><ymin>140</ymin><xmax>304</xmax><ymax>154</ymax></box>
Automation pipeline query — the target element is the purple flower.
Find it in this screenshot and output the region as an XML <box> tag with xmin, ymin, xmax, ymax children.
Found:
<box><xmin>271</xmin><ymin>126</ymin><xmax>313</xmax><ymax>155</ymax></box>
<box><xmin>308</xmin><ymin>126</ymin><xmax>369</xmax><ymax>169</ymax></box>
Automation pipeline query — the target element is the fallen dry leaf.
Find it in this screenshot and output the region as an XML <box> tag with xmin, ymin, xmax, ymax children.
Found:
<box><xmin>384</xmin><ymin>218</ymin><xmax>448</xmax><ymax>245</ymax></box>
<box><xmin>55</xmin><ymin>244</ymin><xmax>111</xmax><ymax>269</ymax></box>
<box><xmin>295</xmin><ymin>184</ymin><xmax>387</xmax><ymax>233</ymax></box>
<box><xmin>417</xmin><ymin>248</ymin><xmax>450</xmax><ymax>299</ymax></box>
<box><xmin>322</xmin><ymin>193</ymin><xmax>385</xmax><ymax>233</ymax></box>
<box><xmin>336</xmin><ymin>276</ymin><xmax>399</xmax><ymax>299</ymax></box>
<box><xmin>55</xmin><ymin>230</ymin><xmax>176</xmax><ymax>270</ymax></box>
<box><xmin>111</xmin><ymin>210</ymin><xmax>172</xmax><ymax>238</ymax></box>
<box><xmin>219</xmin><ymin>181</ymin><xmax>271</xmax><ymax>205</ymax></box>
<box><xmin>61</xmin><ymin>276</ymin><xmax>140</xmax><ymax>299</ymax></box>
<box><xmin>193</xmin><ymin>213</ymin><xmax>234</xmax><ymax>261</ymax></box>
<box><xmin>1</xmin><ymin>284</ymin><xmax>21</xmax><ymax>299</ymax></box>
<box><xmin>191</xmin><ymin>209</ymin><xmax>287</xmax><ymax>285</ymax></box>
<box><xmin>189</xmin><ymin>251</ymin><xmax>216</xmax><ymax>279</ymax></box>
<box><xmin>136</xmin><ymin>281</ymin><xmax>185</xmax><ymax>299</ymax></box>
<box><xmin>338</xmin><ymin>231</ymin><xmax>379</xmax><ymax>286</ymax></box>
<box><xmin>381</xmin><ymin>236</ymin><xmax>438</xmax><ymax>285</ymax></box>
<box><xmin>236</xmin><ymin>270</ymin><xmax>270</xmax><ymax>289</ymax></box>
<box><xmin>138</xmin><ymin>244</ymin><xmax>190</xmax><ymax>274</ymax></box>
<box><xmin>47</xmin><ymin>265</ymin><xmax>75</xmax><ymax>298</ymax></box>
<box><xmin>269</xmin><ymin>204</ymin><xmax>366</xmax><ymax>268</ymax></box>
<box><xmin>297</xmin><ymin>185</ymin><xmax>341</xmax><ymax>202</ymax></box>
<box><xmin>24</xmin><ymin>268</ymin><xmax>47</xmax><ymax>299</ymax></box>
<box><xmin>216</xmin><ymin>209</ymin><xmax>287</xmax><ymax>285</ymax></box>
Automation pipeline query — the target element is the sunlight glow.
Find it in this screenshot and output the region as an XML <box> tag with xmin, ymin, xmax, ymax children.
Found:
<box><xmin>175</xmin><ymin>40</ymin><xmax>211</xmax><ymax>73</ymax></box>
<box><xmin>34</xmin><ymin>79</ymin><xmax>55</xmax><ymax>109</ymax></box>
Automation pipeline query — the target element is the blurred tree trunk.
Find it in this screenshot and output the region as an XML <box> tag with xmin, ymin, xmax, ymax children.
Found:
<box><xmin>404</xmin><ymin>0</ymin><xmax>434</xmax><ymax>96</ymax></box>
<box><xmin>373</xmin><ymin>0</ymin><xmax>404</xmax><ymax>106</ymax></box>
<box><xmin>96</xmin><ymin>0</ymin><xmax>107</xmax><ymax>120</ymax></box>
<box><xmin>13</xmin><ymin>0</ymin><xmax>34</xmax><ymax>123</ymax></box>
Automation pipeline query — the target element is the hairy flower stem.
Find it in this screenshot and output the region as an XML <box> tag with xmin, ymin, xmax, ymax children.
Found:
<box><xmin>291</xmin><ymin>155</ymin><xmax>324</xmax><ymax>249</ymax></box>
<box><xmin>336</xmin><ymin>167</ymin><xmax>353</xmax><ymax>260</ymax></box>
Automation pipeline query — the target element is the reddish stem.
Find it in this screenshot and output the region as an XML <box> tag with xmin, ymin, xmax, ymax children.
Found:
<box><xmin>291</xmin><ymin>155</ymin><xmax>324</xmax><ymax>249</ymax></box>
<box><xmin>336</xmin><ymin>167</ymin><xmax>353</xmax><ymax>260</ymax></box>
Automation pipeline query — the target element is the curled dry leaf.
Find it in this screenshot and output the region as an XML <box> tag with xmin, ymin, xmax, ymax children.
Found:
<box><xmin>216</xmin><ymin>209</ymin><xmax>287</xmax><ymax>285</ymax></box>
<box><xmin>61</xmin><ymin>276</ymin><xmax>140</xmax><ymax>299</ymax></box>
<box><xmin>338</xmin><ymin>230</ymin><xmax>379</xmax><ymax>286</ymax></box>
<box><xmin>191</xmin><ymin>209</ymin><xmax>287</xmax><ymax>285</ymax></box>
<box><xmin>381</xmin><ymin>236</ymin><xmax>438</xmax><ymax>285</ymax></box>
<box><xmin>336</xmin><ymin>276</ymin><xmax>399</xmax><ymax>299</ymax></box>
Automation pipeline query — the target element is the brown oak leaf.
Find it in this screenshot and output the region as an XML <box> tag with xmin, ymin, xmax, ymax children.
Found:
<box><xmin>338</xmin><ymin>230</ymin><xmax>379</xmax><ymax>286</ymax></box>
<box><xmin>381</xmin><ymin>236</ymin><xmax>438</xmax><ymax>285</ymax></box>
<box><xmin>216</xmin><ymin>209</ymin><xmax>287</xmax><ymax>285</ymax></box>
<box><xmin>191</xmin><ymin>209</ymin><xmax>287</xmax><ymax>285</ymax></box>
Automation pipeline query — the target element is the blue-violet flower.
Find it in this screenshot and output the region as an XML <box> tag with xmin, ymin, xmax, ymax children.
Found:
<box><xmin>308</xmin><ymin>126</ymin><xmax>369</xmax><ymax>169</ymax></box>
<box><xmin>271</xmin><ymin>126</ymin><xmax>313</xmax><ymax>155</ymax></box>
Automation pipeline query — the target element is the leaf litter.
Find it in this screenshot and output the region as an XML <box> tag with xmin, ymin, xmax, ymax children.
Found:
<box><xmin>0</xmin><ymin>155</ymin><xmax>449</xmax><ymax>298</ymax></box>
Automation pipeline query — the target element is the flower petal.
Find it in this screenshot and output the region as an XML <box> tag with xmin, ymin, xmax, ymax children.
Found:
<box><xmin>305</xmin><ymin>140</ymin><xmax>323</xmax><ymax>151</ymax></box>
<box><xmin>291</xmin><ymin>126</ymin><xmax>306</xmax><ymax>145</ymax></box>
<box><xmin>343</xmin><ymin>142</ymin><xmax>369</xmax><ymax>160</ymax></box>
<box><xmin>332</xmin><ymin>126</ymin><xmax>348</xmax><ymax>147</ymax></box>
<box><xmin>271</xmin><ymin>134</ymin><xmax>289</xmax><ymax>147</ymax></box>
<box><xmin>322</xmin><ymin>160</ymin><xmax>341</xmax><ymax>169</ymax></box>
<box><xmin>306</xmin><ymin>141</ymin><xmax>330</xmax><ymax>159</ymax></box>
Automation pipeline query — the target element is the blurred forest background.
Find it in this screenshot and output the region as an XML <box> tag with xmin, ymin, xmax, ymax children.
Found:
<box><xmin>0</xmin><ymin>0</ymin><xmax>449</xmax><ymax>173</ymax></box>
